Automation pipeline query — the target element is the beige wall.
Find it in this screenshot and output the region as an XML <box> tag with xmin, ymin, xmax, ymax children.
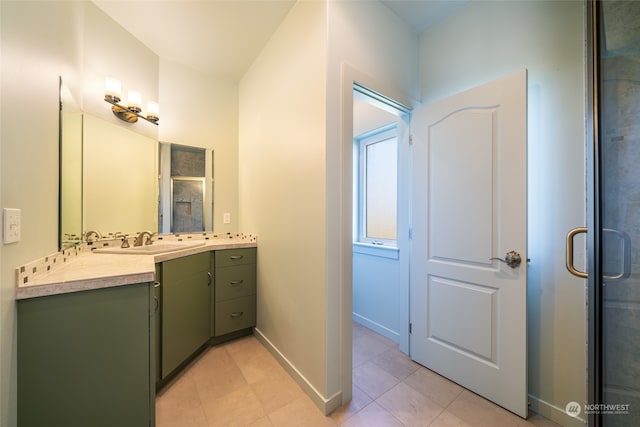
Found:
<box><xmin>419</xmin><ymin>2</ymin><xmax>587</xmax><ymax>426</ymax></box>
<box><xmin>239</xmin><ymin>0</ymin><xmax>419</xmax><ymax>412</ymax></box>
<box><xmin>82</xmin><ymin>1</ymin><xmax>159</xmax><ymax>140</ymax></box>
<box><xmin>159</xmin><ymin>59</ymin><xmax>239</xmax><ymax>234</ymax></box>
<box><xmin>239</xmin><ymin>0</ymin><xmax>330</xmax><ymax>407</ymax></box>
<box><xmin>1</xmin><ymin>3</ymin><xmax>83</xmax><ymax>424</ymax></box>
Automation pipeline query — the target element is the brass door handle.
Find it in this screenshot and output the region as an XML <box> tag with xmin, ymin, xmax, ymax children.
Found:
<box><xmin>566</xmin><ymin>227</ymin><xmax>588</xmax><ymax>278</ymax></box>
<box><xmin>490</xmin><ymin>250</ymin><xmax>522</xmax><ymax>268</ymax></box>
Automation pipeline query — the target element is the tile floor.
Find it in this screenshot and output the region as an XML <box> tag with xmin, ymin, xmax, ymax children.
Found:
<box><xmin>156</xmin><ymin>323</ymin><xmax>562</xmax><ymax>427</ymax></box>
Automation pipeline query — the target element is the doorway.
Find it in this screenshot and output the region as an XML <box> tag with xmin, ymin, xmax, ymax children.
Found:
<box><xmin>352</xmin><ymin>84</ymin><xmax>411</xmax><ymax>351</ymax></box>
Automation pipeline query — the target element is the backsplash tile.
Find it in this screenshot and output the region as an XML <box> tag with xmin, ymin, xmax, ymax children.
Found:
<box><xmin>15</xmin><ymin>232</ymin><xmax>257</xmax><ymax>288</ymax></box>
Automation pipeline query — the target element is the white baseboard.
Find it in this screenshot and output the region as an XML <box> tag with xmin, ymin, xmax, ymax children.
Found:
<box><xmin>529</xmin><ymin>394</ymin><xmax>587</xmax><ymax>427</ymax></box>
<box><xmin>352</xmin><ymin>313</ymin><xmax>400</xmax><ymax>343</ymax></box>
<box><xmin>253</xmin><ymin>328</ymin><xmax>343</xmax><ymax>415</ymax></box>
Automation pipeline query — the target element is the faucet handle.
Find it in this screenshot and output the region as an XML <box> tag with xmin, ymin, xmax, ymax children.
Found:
<box><xmin>145</xmin><ymin>232</ymin><xmax>156</xmax><ymax>245</ymax></box>
<box><xmin>114</xmin><ymin>232</ymin><xmax>130</xmax><ymax>248</ymax></box>
<box><xmin>84</xmin><ymin>230</ymin><xmax>102</xmax><ymax>242</ymax></box>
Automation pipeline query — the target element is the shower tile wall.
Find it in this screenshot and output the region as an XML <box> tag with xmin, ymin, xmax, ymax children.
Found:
<box><xmin>171</xmin><ymin>146</ymin><xmax>206</xmax><ymax>177</ymax></box>
<box><xmin>171</xmin><ymin>146</ymin><xmax>206</xmax><ymax>233</ymax></box>
<box><xmin>172</xmin><ymin>179</ymin><xmax>204</xmax><ymax>233</ymax></box>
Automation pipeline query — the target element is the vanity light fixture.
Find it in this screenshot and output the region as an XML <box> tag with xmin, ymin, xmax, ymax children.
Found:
<box><xmin>103</xmin><ymin>77</ymin><xmax>159</xmax><ymax>125</ymax></box>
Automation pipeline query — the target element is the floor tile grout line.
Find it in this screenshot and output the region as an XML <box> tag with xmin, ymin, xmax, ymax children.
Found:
<box><xmin>425</xmin><ymin>406</ymin><xmax>448</xmax><ymax>427</ymax></box>
<box><xmin>159</xmin><ymin>327</ymin><xmax>557</xmax><ymax>427</ymax></box>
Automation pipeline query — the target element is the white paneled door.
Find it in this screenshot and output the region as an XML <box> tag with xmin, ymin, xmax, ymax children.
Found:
<box><xmin>410</xmin><ymin>70</ymin><xmax>528</xmax><ymax>417</ymax></box>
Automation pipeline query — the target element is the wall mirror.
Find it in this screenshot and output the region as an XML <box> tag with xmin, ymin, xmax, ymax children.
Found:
<box><xmin>58</xmin><ymin>79</ymin><xmax>215</xmax><ymax>250</ymax></box>
<box><xmin>59</xmin><ymin>77</ymin><xmax>83</xmax><ymax>249</ymax></box>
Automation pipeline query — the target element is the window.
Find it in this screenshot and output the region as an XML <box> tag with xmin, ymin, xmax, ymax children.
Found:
<box><xmin>356</xmin><ymin>125</ymin><xmax>398</xmax><ymax>246</ymax></box>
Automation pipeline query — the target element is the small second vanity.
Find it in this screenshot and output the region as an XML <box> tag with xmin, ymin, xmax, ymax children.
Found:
<box><xmin>15</xmin><ymin>234</ymin><xmax>257</xmax><ymax>427</ymax></box>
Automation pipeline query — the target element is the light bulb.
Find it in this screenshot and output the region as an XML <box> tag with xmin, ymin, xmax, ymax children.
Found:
<box><xmin>146</xmin><ymin>101</ymin><xmax>159</xmax><ymax>122</ymax></box>
<box><xmin>104</xmin><ymin>77</ymin><xmax>121</xmax><ymax>103</ymax></box>
<box><xmin>128</xmin><ymin>90</ymin><xmax>142</xmax><ymax>113</ymax></box>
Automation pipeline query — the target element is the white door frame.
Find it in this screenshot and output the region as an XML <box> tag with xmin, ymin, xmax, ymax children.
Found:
<box><xmin>339</xmin><ymin>64</ymin><xmax>414</xmax><ymax>405</ymax></box>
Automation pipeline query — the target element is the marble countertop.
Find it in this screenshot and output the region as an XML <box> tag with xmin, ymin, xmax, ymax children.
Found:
<box><xmin>16</xmin><ymin>236</ymin><xmax>257</xmax><ymax>300</ymax></box>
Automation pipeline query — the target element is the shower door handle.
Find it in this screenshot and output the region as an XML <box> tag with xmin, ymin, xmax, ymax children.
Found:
<box><xmin>566</xmin><ymin>227</ymin><xmax>588</xmax><ymax>278</ymax></box>
<box><xmin>602</xmin><ymin>228</ymin><xmax>631</xmax><ymax>281</ymax></box>
<box><xmin>566</xmin><ymin>227</ymin><xmax>631</xmax><ymax>280</ymax></box>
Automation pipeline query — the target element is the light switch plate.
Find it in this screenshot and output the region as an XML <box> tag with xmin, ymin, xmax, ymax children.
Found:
<box><xmin>223</xmin><ymin>213</ymin><xmax>231</xmax><ymax>224</ymax></box>
<box><xmin>3</xmin><ymin>208</ymin><xmax>21</xmax><ymax>244</ymax></box>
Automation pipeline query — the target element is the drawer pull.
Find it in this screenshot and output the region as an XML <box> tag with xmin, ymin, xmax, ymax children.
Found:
<box><xmin>229</xmin><ymin>280</ymin><xmax>244</xmax><ymax>286</ymax></box>
<box><xmin>229</xmin><ymin>255</ymin><xmax>244</xmax><ymax>260</ymax></box>
<box><xmin>230</xmin><ymin>312</ymin><xmax>244</xmax><ymax>319</ymax></box>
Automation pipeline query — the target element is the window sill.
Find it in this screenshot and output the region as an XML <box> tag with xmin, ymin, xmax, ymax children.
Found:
<box><xmin>353</xmin><ymin>242</ymin><xmax>399</xmax><ymax>260</ymax></box>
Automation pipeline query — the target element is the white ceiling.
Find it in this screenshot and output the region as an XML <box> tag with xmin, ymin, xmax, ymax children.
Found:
<box><xmin>381</xmin><ymin>0</ymin><xmax>469</xmax><ymax>34</ymax></box>
<box><xmin>93</xmin><ymin>0</ymin><xmax>297</xmax><ymax>81</ymax></box>
<box><xmin>94</xmin><ymin>0</ymin><xmax>469</xmax><ymax>82</ymax></box>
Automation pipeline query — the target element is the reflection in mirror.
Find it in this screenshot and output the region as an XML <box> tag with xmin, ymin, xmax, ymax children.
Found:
<box><xmin>158</xmin><ymin>143</ymin><xmax>214</xmax><ymax>234</ymax></box>
<box><xmin>172</xmin><ymin>178</ymin><xmax>205</xmax><ymax>232</ymax></box>
<box><xmin>59</xmin><ymin>77</ymin><xmax>83</xmax><ymax>249</ymax></box>
<box><xmin>83</xmin><ymin>114</ymin><xmax>158</xmax><ymax>236</ymax></box>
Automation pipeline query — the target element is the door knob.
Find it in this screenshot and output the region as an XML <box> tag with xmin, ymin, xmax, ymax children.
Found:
<box><xmin>490</xmin><ymin>250</ymin><xmax>522</xmax><ymax>268</ymax></box>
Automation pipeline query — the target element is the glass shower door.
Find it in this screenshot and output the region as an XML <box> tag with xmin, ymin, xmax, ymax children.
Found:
<box><xmin>597</xmin><ymin>1</ymin><xmax>640</xmax><ymax>425</ymax></box>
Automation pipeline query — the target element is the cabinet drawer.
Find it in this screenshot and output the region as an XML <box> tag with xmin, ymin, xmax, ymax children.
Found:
<box><xmin>215</xmin><ymin>296</ymin><xmax>256</xmax><ymax>336</ymax></box>
<box><xmin>215</xmin><ymin>264</ymin><xmax>256</xmax><ymax>302</ymax></box>
<box><xmin>215</xmin><ymin>248</ymin><xmax>256</xmax><ymax>267</ymax></box>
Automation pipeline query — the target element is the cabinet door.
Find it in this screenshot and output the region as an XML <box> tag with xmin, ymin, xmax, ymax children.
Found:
<box><xmin>161</xmin><ymin>252</ymin><xmax>211</xmax><ymax>378</ymax></box>
<box><xmin>154</xmin><ymin>265</ymin><xmax>162</xmax><ymax>384</ymax></box>
<box><xmin>18</xmin><ymin>283</ymin><xmax>153</xmax><ymax>427</ymax></box>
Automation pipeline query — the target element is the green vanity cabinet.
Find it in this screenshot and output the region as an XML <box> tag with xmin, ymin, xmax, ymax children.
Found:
<box><xmin>17</xmin><ymin>283</ymin><xmax>155</xmax><ymax>427</ymax></box>
<box><xmin>214</xmin><ymin>248</ymin><xmax>257</xmax><ymax>336</ymax></box>
<box><xmin>159</xmin><ymin>251</ymin><xmax>211</xmax><ymax>378</ymax></box>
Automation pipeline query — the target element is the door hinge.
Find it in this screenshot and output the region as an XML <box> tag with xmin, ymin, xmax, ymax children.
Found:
<box><xmin>409</xmin><ymin>228</ymin><xmax>413</xmax><ymax>240</ymax></box>
<box><xmin>409</xmin><ymin>134</ymin><xmax>414</xmax><ymax>145</ymax></box>
<box><xmin>409</xmin><ymin>323</ymin><xmax>412</xmax><ymax>334</ymax></box>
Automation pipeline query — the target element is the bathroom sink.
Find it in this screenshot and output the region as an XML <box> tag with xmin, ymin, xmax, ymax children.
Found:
<box><xmin>94</xmin><ymin>241</ymin><xmax>206</xmax><ymax>255</ymax></box>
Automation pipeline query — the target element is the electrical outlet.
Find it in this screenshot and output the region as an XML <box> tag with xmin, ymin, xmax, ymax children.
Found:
<box><xmin>3</xmin><ymin>208</ymin><xmax>21</xmax><ymax>244</ymax></box>
<box><xmin>223</xmin><ymin>213</ymin><xmax>231</xmax><ymax>224</ymax></box>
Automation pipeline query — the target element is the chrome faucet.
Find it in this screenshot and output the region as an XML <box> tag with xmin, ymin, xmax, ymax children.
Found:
<box><xmin>134</xmin><ymin>231</ymin><xmax>154</xmax><ymax>247</ymax></box>
<box><xmin>84</xmin><ymin>230</ymin><xmax>102</xmax><ymax>242</ymax></box>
